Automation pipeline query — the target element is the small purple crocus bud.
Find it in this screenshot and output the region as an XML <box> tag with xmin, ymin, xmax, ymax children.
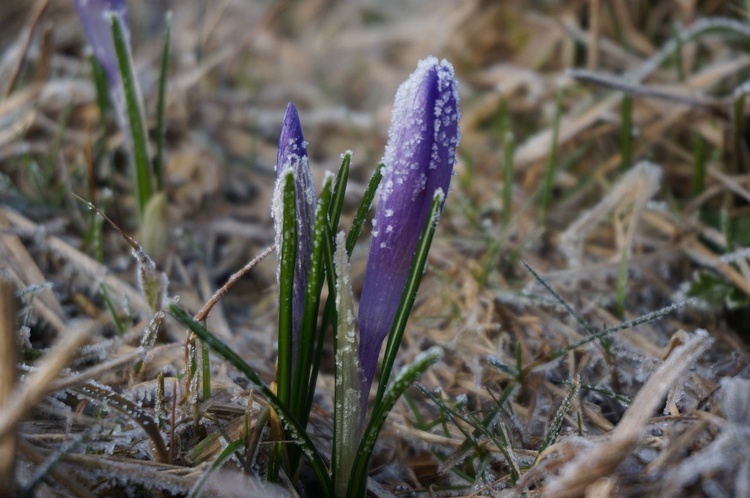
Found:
<box><xmin>272</xmin><ymin>103</ymin><xmax>316</xmax><ymax>357</ymax></box>
<box><xmin>73</xmin><ymin>0</ymin><xmax>130</xmax><ymax>88</ymax></box>
<box><xmin>74</xmin><ymin>0</ymin><xmax>133</xmax><ymax>147</ymax></box>
<box><xmin>358</xmin><ymin>57</ymin><xmax>460</xmax><ymax>391</ymax></box>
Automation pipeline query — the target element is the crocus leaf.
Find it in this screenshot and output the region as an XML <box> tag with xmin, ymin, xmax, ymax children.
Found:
<box><xmin>168</xmin><ymin>304</ymin><xmax>334</xmax><ymax>498</ymax></box>
<box><xmin>374</xmin><ymin>190</ymin><xmax>444</xmax><ymax>406</ymax></box>
<box><xmin>333</xmin><ymin>231</ymin><xmax>364</xmax><ymax>498</ymax></box>
<box><xmin>293</xmin><ymin>172</ymin><xmax>333</xmax><ymax>422</ymax></box>
<box><xmin>154</xmin><ymin>12</ymin><xmax>172</xmax><ymax>191</ymax></box>
<box><xmin>348</xmin><ymin>346</ymin><xmax>444</xmax><ymax>498</ymax></box>
<box><xmin>345</xmin><ymin>163</ymin><xmax>384</xmax><ymax>254</ymax></box>
<box><xmin>329</xmin><ymin>151</ymin><xmax>351</xmax><ymax>235</ymax></box>
<box><xmin>110</xmin><ymin>12</ymin><xmax>153</xmax><ymax>220</ymax></box>
<box><xmin>275</xmin><ymin>169</ymin><xmax>297</xmax><ymax>408</ymax></box>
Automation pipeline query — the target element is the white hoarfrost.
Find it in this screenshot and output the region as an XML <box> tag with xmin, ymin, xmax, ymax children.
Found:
<box><xmin>379</xmin><ymin>56</ymin><xmax>459</xmax><ymax>205</ymax></box>
<box><xmin>271</xmin><ymin>168</ymin><xmax>292</xmax><ymax>283</ymax></box>
<box><xmin>333</xmin><ymin>231</ymin><xmax>364</xmax><ymax>498</ymax></box>
<box><xmin>560</xmin><ymin>161</ymin><xmax>663</xmax><ymax>267</ymax></box>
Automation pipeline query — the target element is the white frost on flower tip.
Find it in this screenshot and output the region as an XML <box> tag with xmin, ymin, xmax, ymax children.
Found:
<box><xmin>379</xmin><ymin>56</ymin><xmax>460</xmax><ymax>206</ymax></box>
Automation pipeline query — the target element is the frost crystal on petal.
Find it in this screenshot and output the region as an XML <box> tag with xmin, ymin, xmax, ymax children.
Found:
<box><xmin>358</xmin><ymin>57</ymin><xmax>460</xmax><ymax>391</ymax></box>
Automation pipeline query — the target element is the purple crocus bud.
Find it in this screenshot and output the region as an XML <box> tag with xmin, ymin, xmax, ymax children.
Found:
<box><xmin>272</xmin><ymin>103</ymin><xmax>316</xmax><ymax>356</ymax></box>
<box><xmin>73</xmin><ymin>0</ymin><xmax>130</xmax><ymax>87</ymax></box>
<box><xmin>358</xmin><ymin>57</ymin><xmax>460</xmax><ymax>390</ymax></box>
<box><xmin>73</xmin><ymin>0</ymin><xmax>131</xmax><ymax>136</ymax></box>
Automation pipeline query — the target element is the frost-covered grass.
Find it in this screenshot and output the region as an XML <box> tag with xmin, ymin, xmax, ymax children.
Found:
<box><xmin>1</xmin><ymin>1</ymin><xmax>750</xmax><ymax>497</ymax></box>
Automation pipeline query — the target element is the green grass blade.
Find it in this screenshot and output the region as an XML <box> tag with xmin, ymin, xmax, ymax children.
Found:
<box><xmin>417</xmin><ymin>385</ymin><xmax>485</xmax><ymax>464</ymax></box>
<box><xmin>153</xmin><ymin>11</ymin><xmax>172</xmax><ymax>191</ymax></box>
<box><xmin>345</xmin><ymin>162</ymin><xmax>383</xmax><ymax>254</ymax></box>
<box><xmin>548</xmin><ymin>300</ymin><xmax>691</xmax><ymax>361</ymax></box>
<box><xmin>631</xmin><ymin>18</ymin><xmax>750</xmax><ymax>82</ymax></box>
<box><xmin>348</xmin><ymin>346</ymin><xmax>443</xmax><ymax>498</ymax></box>
<box><xmin>539</xmin><ymin>87</ymin><xmax>563</xmax><ymax>226</ymax></box>
<box><xmin>99</xmin><ymin>283</ymin><xmax>126</xmax><ymax>335</ymax></box>
<box><xmin>418</xmin><ymin>384</ymin><xmax>520</xmax><ymax>483</ymax></box>
<box><xmin>292</xmin><ymin>173</ymin><xmax>333</xmax><ymax>421</ymax></box>
<box><xmin>287</xmin><ymin>174</ymin><xmax>332</xmax><ymax>476</ymax></box>
<box><xmin>329</xmin><ymin>151</ymin><xmax>351</xmax><ymax>234</ymax></box>
<box><xmin>502</xmin><ymin>132</ymin><xmax>514</xmax><ymax>228</ymax></box>
<box><xmin>110</xmin><ymin>13</ymin><xmax>153</xmax><ymax>220</ymax></box>
<box><xmin>89</xmin><ymin>54</ymin><xmax>109</xmax><ymax>121</ymax></box>
<box><xmin>478</xmin><ymin>132</ymin><xmax>515</xmax><ymax>286</ymax></box>
<box><xmin>615</xmin><ymin>245</ymin><xmax>629</xmax><ymax>319</ymax></box>
<box><xmin>521</xmin><ymin>260</ymin><xmax>691</xmax><ymax>360</ymax></box>
<box><xmin>537</xmin><ymin>375</ymin><xmax>580</xmax><ymax>454</ymax></box>
<box><xmin>436</xmin><ymin>381</ymin><xmax>518</xmax><ymax>476</ymax></box>
<box><xmin>306</xmin><ymin>161</ymin><xmax>383</xmax><ymax>427</ymax></box>
<box><xmin>277</xmin><ymin>170</ymin><xmax>297</xmax><ymax>409</ymax></box>
<box><xmin>201</xmin><ymin>341</ymin><xmax>211</xmax><ymax>401</ymax></box>
<box><xmin>303</xmin><ymin>217</ymin><xmax>338</xmax><ymax>422</ymax></box>
<box><xmin>521</xmin><ymin>260</ymin><xmax>597</xmax><ymax>337</ymax></box>
<box><xmin>169</xmin><ymin>304</ymin><xmax>334</xmax><ymax>498</ymax></box>
<box><xmin>374</xmin><ymin>191</ymin><xmax>444</xmax><ymax>407</ymax></box>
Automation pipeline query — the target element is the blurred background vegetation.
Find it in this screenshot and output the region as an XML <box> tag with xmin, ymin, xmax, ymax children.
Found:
<box><xmin>1</xmin><ymin>1</ymin><xmax>750</xmax><ymax>496</ymax></box>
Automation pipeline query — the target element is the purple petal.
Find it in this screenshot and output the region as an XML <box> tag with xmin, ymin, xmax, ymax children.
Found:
<box><xmin>73</xmin><ymin>0</ymin><xmax>130</xmax><ymax>86</ymax></box>
<box><xmin>74</xmin><ymin>0</ymin><xmax>132</xmax><ymax>142</ymax></box>
<box><xmin>272</xmin><ymin>103</ymin><xmax>316</xmax><ymax>357</ymax></box>
<box><xmin>359</xmin><ymin>57</ymin><xmax>460</xmax><ymax>389</ymax></box>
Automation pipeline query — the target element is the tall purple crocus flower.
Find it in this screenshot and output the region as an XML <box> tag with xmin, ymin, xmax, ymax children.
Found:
<box><xmin>273</xmin><ymin>103</ymin><xmax>316</xmax><ymax>358</ymax></box>
<box><xmin>358</xmin><ymin>57</ymin><xmax>460</xmax><ymax>390</ymax></box>
<box><xmin>73</xmin><ymin>0</ymin><xmax>131</xmax><ymax>130</ymax></box>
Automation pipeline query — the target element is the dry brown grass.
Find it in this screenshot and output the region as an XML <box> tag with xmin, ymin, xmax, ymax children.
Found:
<box><xmin>1</xmin><ymin>0</ymin><xmax>750</xmax><ymax>496</ymax></box>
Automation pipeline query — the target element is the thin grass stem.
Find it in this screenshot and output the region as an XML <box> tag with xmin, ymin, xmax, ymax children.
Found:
<box><xmin>537</xmin><ymin>375</ymin><xmax>580</xmax><ymax>454</ymax></box>
<box><xmin>539</xmin><ymin>87</ymin><xmax>563</xmax><ymax>226</ymax></box>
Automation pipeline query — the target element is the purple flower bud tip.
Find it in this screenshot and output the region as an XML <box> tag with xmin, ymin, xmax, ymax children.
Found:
<box><xmin>74</xmin><ymin>0</ymin><xmax>130</xmax><ymax>86</ymax></box>
<box><xmin>358</xmin><ymin>57</ymin><xmax>461</xmax><ymax>388</ymax></box>
<box><xmin>272</xmin><ymin>103</ymin><xmax>316</xmax><ymax>355</ymax></box>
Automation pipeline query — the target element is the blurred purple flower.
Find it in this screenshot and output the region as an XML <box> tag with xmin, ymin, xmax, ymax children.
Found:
<box><xmin>273</xmin><ymin>103</ymin><xmax>316</xmax><ymax>356</ymax></box>
<box><xmin>74</xmin><ymin>0</ymin><xmax>130</xmax><ymax>86</ymax></box>
<box><xmin>73</xmin><ymin>0</ymin><xmax>131</xmax><ymax>133</ymax></box>
<box><xmin>358</xmin><ymin>57</ymin><xmax>460</xmax><ymax>390</ymax></box>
